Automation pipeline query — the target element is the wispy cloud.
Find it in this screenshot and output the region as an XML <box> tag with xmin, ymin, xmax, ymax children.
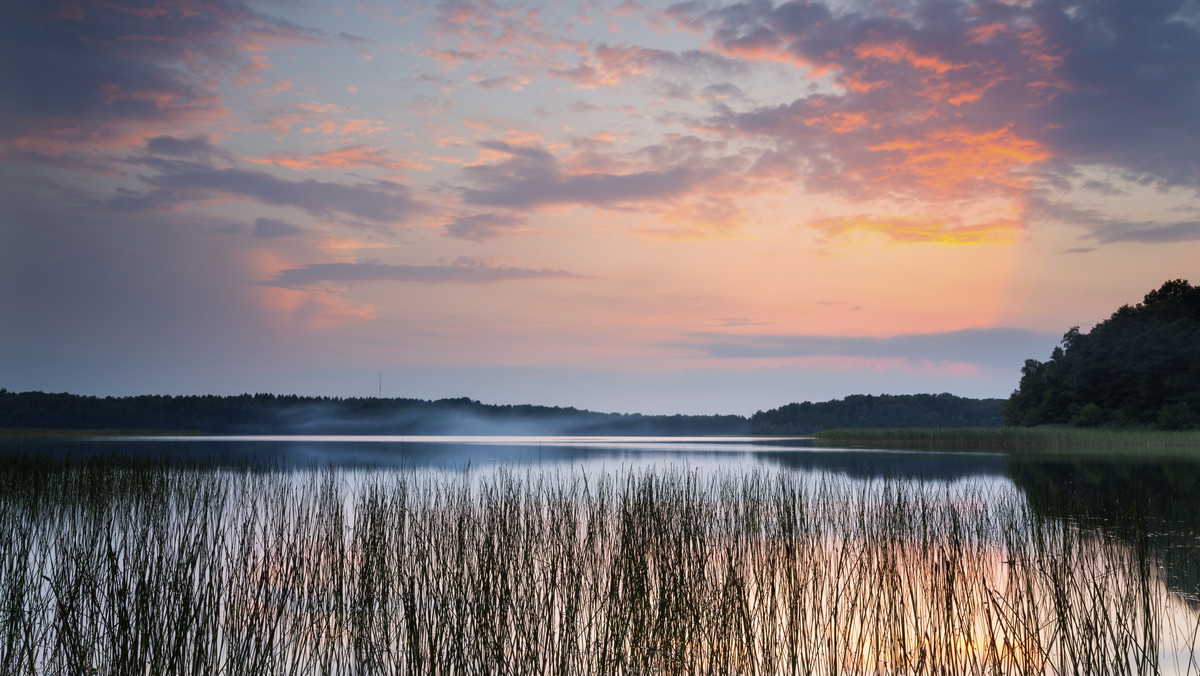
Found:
<box><xmin>108</xmin><ymin>137</ymin><xmax>425</xmax><ymax>224</ymax></box>
<box><xmin>674</xmin><ymin>328</ymin><xmax>1061</xmax><ymax>371</ymax></box>
<box><xmin>1031</xmin><ymin>195</ymin><xmax>1200</xmax><ymax>244</ymax></box>
<box><xmin>253</xmin><ymin>145</ymin><xmax>428</xmax><ymax>171</ymax></box>
<box><xmin>262</xmin><ymin>257</ymin><xmax>581</xmax><ymax>288</ymax></box>
<box><xmin>461</xmin><ymin>140</ymin><xmax>712</xmax><ymax>209</ymax></box>
<box><xmin>110</xmin><ymin>159</ymin><xmax>423</xmax><ymax>224</ymax></box>
<box><xmin>444</xmin><ymin>212</ymin><xmax>529</xmax><ymax>241</ymax></box>
<box><xmin>252</xmin><ymin>217</ymin><xmax>306</xmax><ymax>239</ymax></box>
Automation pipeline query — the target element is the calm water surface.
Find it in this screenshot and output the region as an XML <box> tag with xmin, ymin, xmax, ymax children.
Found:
<box><xmin>10</xmin><ymin>434</ymin><xmax>1015</xmax><ymax>478</ymax></box>
<box><xmin>3</xmin><ymin>434</ymin><xmax>1198</xmax><ymax>673</ymax></box>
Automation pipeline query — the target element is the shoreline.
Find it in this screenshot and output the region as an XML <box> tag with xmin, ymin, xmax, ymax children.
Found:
<box><xmin>815</xmin><ymin>426</ymin><xmax>1200</xmax><ymax>454</ymax></box>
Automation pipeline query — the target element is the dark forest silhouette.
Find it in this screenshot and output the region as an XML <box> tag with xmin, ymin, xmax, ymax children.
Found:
<box><xmin>1</xmin><ymin>390</ymin><xmax>1004</xmax><ymax>436</ymax></box>
<box><xmin>1006</xmin><ymin>279</ymin><xmax>1200</xmax><ymax>429</ymax></box>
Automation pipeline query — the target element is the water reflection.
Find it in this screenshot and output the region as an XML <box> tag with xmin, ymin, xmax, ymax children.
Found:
<box><xmin>1010</xmin><ymin>454</ymin><xmax>1200</xmax><ymax>612</ymax></box>
<box><xmin>2</xmin><ymin>435</ymin><xmax>1009</xmax><ymax>481</ymax></box>
<box><xmin>2</xmin><ymin>435</ymin><xmax>1198</xmax><ymax>673</ymax></box>
<box><xmin>2</xmin><ymin>460</ymin><xmax>1196</xmax><ymax>675</ymax></box>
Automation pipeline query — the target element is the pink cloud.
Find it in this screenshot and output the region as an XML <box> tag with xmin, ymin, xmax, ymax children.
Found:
<box><xmin>233</xmin><ymin>54</ymin><xmax>273</xmax><ymax>88</ymax></box>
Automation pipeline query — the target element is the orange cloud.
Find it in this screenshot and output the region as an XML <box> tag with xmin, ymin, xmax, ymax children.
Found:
<box><xmin>854</xmin><ymin>41</ymin><xmax>960</xmax><ymax>74</ymax></box>
<box><xmin>810</xmin><ymin>213</ymin><xmax>1023</xmax><ymax>245</ymax></box>
<box><xmin>865</xmin><ymin>126</ymin><xmax>1049</xmax><ymax>197</ymax></box>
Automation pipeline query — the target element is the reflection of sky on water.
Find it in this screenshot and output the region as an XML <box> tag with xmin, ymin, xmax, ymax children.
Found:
<box><xmin>0</xmin><ymin>437</ymin><xmax>1012</xmax><ymax>489</ymax></box>
<box><xmin>5</xmin><ymin>435</ymin><xmax>1010</xmax><ymax>482</ymax></box>
<box><xmin>2</xmin><ymin>436</ymin><xmax>1197</xmax><ymax>672</ymax></box>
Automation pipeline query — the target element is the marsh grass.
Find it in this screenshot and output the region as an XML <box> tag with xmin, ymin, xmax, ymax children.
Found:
<box><xmin>0</xmin><ymin>458</ymin><xmax>1197</xmax><ymax>675</ymax></box>
<box><xmin>815</xmin><ymin>427</ymin><xmax>1200</xmax><ymax>454</ymax></box>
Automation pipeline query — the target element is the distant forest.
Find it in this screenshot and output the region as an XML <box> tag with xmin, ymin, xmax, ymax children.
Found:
<box><xmin>748</xmin><ymin>393</ymin><xmax>1005</xmax><ymax>435</ymax></box>
<box><xmin>1006</xmin><ymin>279</ymin><xmax>1200</xmax><ymax>429</ymax></box>
<box><xmin>0</xmin><ymin>390</ymin><xmax>1003</xmax><ymax>436</ymax></box>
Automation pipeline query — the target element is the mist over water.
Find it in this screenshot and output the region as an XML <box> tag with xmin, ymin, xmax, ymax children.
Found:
<box><xmin>2</xmin><ymin>434</ymin><xmax>1010</xmax><ymax>481</ymax></box>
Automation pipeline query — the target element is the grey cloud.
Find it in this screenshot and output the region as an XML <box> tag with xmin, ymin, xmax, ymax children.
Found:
<box><xmin>569</xmin><ymin>101</ymin><xmax>604</xmax><ymax>114</ymax></box>
<box><xmin>476</xmin><ymin>75</ymin><xmax>522</xmax><ymax>90</ymax></box>
<box><xmin>699</xmin><ymin>83</ymin><xmax>745</xmax><ymax>100</ymax></box>
<box><xmin>146</xmin><ymin>135</ymin><xmax>231</xmax><ymax>160</ymax></box>
<box><xmin>594</xmin><ymin>43</ymin><xmax>748</xmax><ymax>77</ymax></box>
<box><xmin>550</xmin><ymin>43</ymin><xmax>747</xmax><ymax>86</ymax></box>
<box><xmin>262</xmin><ymin>258</ymin><xmax>580</xmax><ymax>288</ymax></box>
<box><xmin>253</xmin><ymin>217</ymin><xmax>305</xmax><ymax>239</ymax></box>
<box><xmin>0</xmin><ymin>0</ymin><xmax>329</xmax><ymax>149</ymax></box>
<box><xmin>462</xmin><ymin>141</ymin><xmax>709</xmax><ymax>209</ymax></box>
<box><xmin>109</xmin><ymin>159</ymin><xmax>423</xmax><ymax>224</ymax></box>
<box><xmin>674</xmin><ymin>328</ymin><xmax>1061</xmax><ymax>371</ymax></box>
<box><xmin>1031</xmin><ymin>195</ymin><xmax>1200</xmax><ymax>244</ymax></box>
<box><xmin>1094</xmin><ymin>220</ymin><xmax>1200</xmax><ymax>244</ymax></box>
<box><xmin>1037</xmin><ymin>0</ymin><xmax>1200</xmax><ymax>189</ymax></box>
<box><xmin>444</xmin><ymin>213</ymin><xmax>527</xmax><ymax>241</ymax></box>
<box><xmin>1080</xmin><ymin>179</ymin><xmax>1125</xmax><ymax>196</ymax></box>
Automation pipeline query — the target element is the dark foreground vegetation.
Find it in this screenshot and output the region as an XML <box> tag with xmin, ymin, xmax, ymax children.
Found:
<box><xmin>1006</xmin><ymin>279</ymin><xmax>1200</xmax><ymax>430</ymax></box>
<box><xmin>1</xmin><ymin>459</ymin><xmax>1196</xmax><ymax>675</ymax></box>
<box><xmin>0</xmin><ymin>389</ymin><xmax>1004</xmax><ymax>437</ymax></box>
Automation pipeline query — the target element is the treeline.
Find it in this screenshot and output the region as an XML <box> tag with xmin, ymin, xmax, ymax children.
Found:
<box><xmin>747</xmin><ymin>393</ymin><xmax>1005</xmax><ymax>436</ymax></box>
<box><xmin>1006</xmin><ymin>279</ymin><xmax>1200</xmax><ymax>429</ymax></box>
<box><xmin>0</xmin><ymin>389</ymin><xmax>1010</xmax><ymax>437</ymax></box>
<box><xmin>0</xmin><ymin>390</ymin><xmax>749</xmax><ymax>436</ymax></box>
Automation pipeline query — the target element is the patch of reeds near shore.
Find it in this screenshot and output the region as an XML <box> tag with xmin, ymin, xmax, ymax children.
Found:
<box><xmin>1</xmin><ymin>460</ymin><xmax>1197</xmax><ymax>675</ymax></box>
<box><xmin>815</xmin><ymin>426</ymin><xmax>1200</xmax><ymax>454</ymax></box>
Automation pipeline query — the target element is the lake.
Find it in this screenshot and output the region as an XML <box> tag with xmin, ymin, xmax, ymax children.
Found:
<box><xmin>1</xmin><ymin>434</ymin><xmax>1197</xmax><ymax>674</ymax></box>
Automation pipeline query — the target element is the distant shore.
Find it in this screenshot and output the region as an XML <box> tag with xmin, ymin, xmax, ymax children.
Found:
<box><xmin>0</xmin><ymin>428</ymin><xmax>203</xmax><ymax>438</ymax></box>
<box><xmin>815</xmin><ymin>426</ymin><xmax>1200</xmax><ymax>454</ymax></box>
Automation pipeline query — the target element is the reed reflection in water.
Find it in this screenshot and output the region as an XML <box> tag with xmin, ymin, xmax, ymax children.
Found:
<box><xmin>1</xmin><ymin>461</ymin><xmax>1197</xmax><ymax>675</ymax></box>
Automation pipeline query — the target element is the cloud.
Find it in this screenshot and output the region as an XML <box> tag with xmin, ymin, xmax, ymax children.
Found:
<box><xmin>461</xmin><ymin>140</ymin><xmax>710</xmax><ymax>209</ymax></box>
<box><xmin>1036</xmin><ymin>0</ymin><xmax>1200</xmax><ymax>189</ymax></box>
<box><xmin>0</xmin><ymin>0</ymin><xmax>330</xmax><ymax>155</ymax></box>
<box><xmin>253</xmin><ymin>145</ymin><xmax>427</xmax><ymax>171</ymax></box>
<box><xmin>262</xmin><ymin>257</ymin><xmax>580</xmax><ymax>288</ymax></box>
<box><xmin>551</xmin><ymin>43</ymin><xmax>746</xmax><ymax>87</ymax></box>
<box><xmin>810</xmin><ymin>213</ymin><xmax>1022</xmax><ymax>245</ymax></box>
<box><xmin>146</xmin><ymin>134</ymin><xmax>231</xmax><ymax>161</ymax></box>
<box><xmin>423</xmin><ymin>0</ymin><xmax>590</xmax><ymax>74</ymax></box>
<box><xmin>444</xmin><ymin>212</ymin><xmax>528</xmax><ymax>241</ymax></box>
<box><xmin>1030</xmin><ymin>195</ymin><xmax>1200</xmax><ymax>244</ymax></box>
<box><xmin>674</xmin><ymin>328</ymin><xmax>1061</xmax><ymax>372</ymax></box>
<box><xmin>253</xmin><ymin>217</ymin><xmax>305</xmax><ymax>239</ymax></box>
<box><xmin>686</xmin><ymin>0</ymin><xmax>1200</xmax><ymax>198</ymax></box>
<box><xmin>110</xmin><ymin>154</ymin><xmax>423</xmax><ymax>224</ymax></box>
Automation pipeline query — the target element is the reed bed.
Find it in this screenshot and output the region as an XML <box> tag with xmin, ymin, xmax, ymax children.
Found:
<box><xmin>0</xmin><ymin>459</ymin><xmax>1197</xmax><ymax>675</ymax></box>
<box><xmin>815</xmin><ymin>427</ymin><xmax>1200</xmax><ymax>454</ymax></box>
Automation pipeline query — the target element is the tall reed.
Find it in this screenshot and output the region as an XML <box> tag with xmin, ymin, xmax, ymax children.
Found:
<box><xmin>0</xmin><ymin>458</ymin><xmax>1196</xmax><ymax>675</ymax></box>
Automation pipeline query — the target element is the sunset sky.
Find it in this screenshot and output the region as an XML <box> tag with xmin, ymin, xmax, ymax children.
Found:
<box><xmin>2</xmin><ymin>0</ymin><xmax>1198</xmax><ymax>414</ymax></box>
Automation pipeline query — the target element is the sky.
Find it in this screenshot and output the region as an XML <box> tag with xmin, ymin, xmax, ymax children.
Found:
<box><xmin>1</xmin><ymin>0</ymin><xmax>1198</xmax><ymax>415</ymax></box>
